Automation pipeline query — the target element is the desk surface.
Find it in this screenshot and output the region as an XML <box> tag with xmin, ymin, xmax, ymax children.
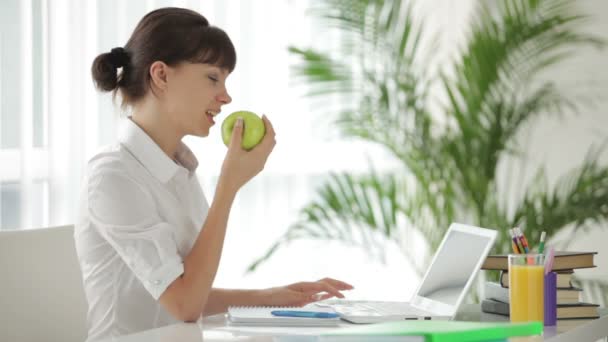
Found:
<box><xmin>100</xmin><ymin>305</ymin><xmax>608</xmax><ymax>342</ymax></box>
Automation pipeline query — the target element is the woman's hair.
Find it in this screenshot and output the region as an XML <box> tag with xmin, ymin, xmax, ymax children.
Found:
<box><xmin>91</xmin><ymin>7</ymin><xmax>236</xmax><ymax>107</ymax></box>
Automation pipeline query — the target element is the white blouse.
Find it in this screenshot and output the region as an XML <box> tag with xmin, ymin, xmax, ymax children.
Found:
<box><xmin>74</xmin><ymin>118</ymin><xmax>209</xmax><ymax>341</ymax></box>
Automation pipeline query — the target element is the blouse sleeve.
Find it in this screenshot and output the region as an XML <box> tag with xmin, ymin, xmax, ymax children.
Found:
<box><xmin>87</xmin><ymin>168</ymin><xmax>184</xmax><ymax>300</ymax></box>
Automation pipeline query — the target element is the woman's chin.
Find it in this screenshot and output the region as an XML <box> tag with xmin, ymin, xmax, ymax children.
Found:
<box><xmin>189</xmin><ymin>125</ymin><xmax>210</xmax><ymax>138</ymax></box>
<box><xmin>191</xmin><ymin>131</ymin><xmax>209</xmax><ymax>138</ymax></box>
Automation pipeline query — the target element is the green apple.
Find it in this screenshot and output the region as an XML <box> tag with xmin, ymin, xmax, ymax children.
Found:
<box><xmin>221</xmin><ymin>110</ymin><xmax>266</xmax><ymax>150</ymax></box>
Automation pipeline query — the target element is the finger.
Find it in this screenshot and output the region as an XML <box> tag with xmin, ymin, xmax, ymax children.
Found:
<box><xmin>300</xmin><ymin>282</ymin><xmax>344</xmax><ymax>299</ymax></box>
<box><xmin>307</xmin><ymin>280</ymin><xmax>345</xmax><ymax>297</ymax></box>
<box><xmin>302</xmin><ymin>291</ymin><xmax>340</xmax><ymax>306</ymax></box>
<box><xmin>262</xmin><ymin>114</ymin><xmax>276</xmax><ymax>139</ymax></box>
<box><xmin>299</xmin><ymin>292</ymin><xmax>333</xmax><ymax>306</ymax></box>
<box><xmin>257</xmin><ymin>132</ymin><xmax>276</xmax><ymax>152</ymax></box>
<box><xmin>309</xmin><ymin>293</ymin><xmax>332</xmax><ymax>302</ymax></box>
<box><xmin>254</xmin><ymin>116</ymin><xmax>276</xmax><ymax>151</ymax></box>
<box><xmin>229</xmin><ymin>117</ymin><xmax>244</xmax><ymax>149</ymax></box>
<box><xmin>299</xmin><ymin>293</ymin><xmax>318</xmax><ymax>306</ymax></box>
<box><xmin>252</xmin><ymin>132</ymin><xmax>276</xmax><ymax>156</ymax></box>
<box><xmin>303</xmin><ymin>289</ymin><xmax>344</xmax><ymax>301</ymax></box>
<box><xmin>302</xmin><ymin>293</ymin><xmax>335</xmax><ymax>305</ymax></box>
<box><xmin>319</xmin><ymin>277</ymin><xmax>354</xmax><ymax>290</ymax></box>
<box><xmin>314</xmin><ymin>293</ymin><xmax>336</xmax><ymax>301</ymax></box>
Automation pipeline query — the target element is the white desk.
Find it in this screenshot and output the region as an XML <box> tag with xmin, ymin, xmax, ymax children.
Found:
<box><xmin>100</xmin><ymin>305</ymin><xmax>608</xmax><ymax>342</ymax></box>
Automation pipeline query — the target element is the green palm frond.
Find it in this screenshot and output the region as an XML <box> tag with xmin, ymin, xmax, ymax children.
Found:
<box><xmin>441</xmin><ymin>0</ymin><xmax>604</xmax><ymax>219</ymax></box>
<box><xmin>288</xmin><ymin>47</ymin><xmax>354</xmax><ymax>97</ymax></box>
<box><xmin>572</xmin><ymin>277</ymin><xmax>608</xmax><ymax>307</ymax></box>
<box><xmin>247</xmin><ymin>0</ymin><xmax>607</xmax><ymax>273</ymax></box>
<box><xmin>247</xmin><ymin>171</ymin><xmax>406</xmax><ymax>272</ymax></box>
<box><xmin>508</xmin><ymin>146</ymin><xmax>608</xmax><ymax>252</ymax></box>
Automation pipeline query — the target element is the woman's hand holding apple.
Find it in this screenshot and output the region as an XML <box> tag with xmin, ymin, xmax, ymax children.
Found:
<box><xmin>219</xmin><ymin>115</ymin><xmax>276</xmax><ymax>193</ymax></box>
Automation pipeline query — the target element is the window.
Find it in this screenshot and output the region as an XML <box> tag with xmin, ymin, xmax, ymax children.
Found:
<box><xmin>0</xmin><ymin>0</ymin><xmax>413</xmax><ymax>300</ymax></box>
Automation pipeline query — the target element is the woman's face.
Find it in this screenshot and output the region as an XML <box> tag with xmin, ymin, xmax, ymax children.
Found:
<box><xmin>164</xmin><ymin>62</ymin><xmax>232</xmax><ymax>138</ymax></box>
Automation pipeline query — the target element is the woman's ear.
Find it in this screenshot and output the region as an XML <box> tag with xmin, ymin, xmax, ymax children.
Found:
<box><xmin>149</xmin><ymin>61</ymin><xmax>169</xmax><ymax>93</ymax></box>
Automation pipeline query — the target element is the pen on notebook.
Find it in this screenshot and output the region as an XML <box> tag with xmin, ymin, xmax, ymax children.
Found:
<box><xmin>538</xmin><ymin>231</ymin><xmax>546</xmax><ymax>254</ymax></box>
<box><xmin>509</xmin><ymin>229</ymin><xmax>520</xmax><ymax>254</ymax></box>
<box><xmin>270</xmin><ymin>310</ymin><xmax>340</xmax><ymax>319</ymax></box>
<box><xmin>515</xmin><ymin>227</ymin><xmax>529</xmax><ymax>254</ymax></box>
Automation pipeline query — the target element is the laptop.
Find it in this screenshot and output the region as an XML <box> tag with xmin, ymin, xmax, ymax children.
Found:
<box><xmin>316</xmin><ymin>223</ymin><xmax>497</xmax><ymax>323</ymax></box>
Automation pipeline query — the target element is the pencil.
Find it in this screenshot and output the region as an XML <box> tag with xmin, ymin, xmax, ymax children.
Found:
<box><xmin>511</xmin><ymin>228</ymin><xmax>525</xmax><ymax>254</ymax></box>
<box><xmin>516</xmin><ymin>227</ymin><xmax>530</xmax><ymax>254</ymax></box>
<box><xmin>509</xmin><ymin>229</ymin><xmax>521</xmax><ymax>254</ymax></box>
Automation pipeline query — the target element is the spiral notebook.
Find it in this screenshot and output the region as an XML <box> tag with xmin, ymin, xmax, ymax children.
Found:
<box><xmin>227</xmin><ymin>306</ymin><xmax>341</xmax><ymax>327</ymax></box>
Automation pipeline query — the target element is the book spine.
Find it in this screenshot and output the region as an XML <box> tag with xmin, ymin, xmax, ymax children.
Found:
<box><xmin>480</xmin><ymin>301</ymin><xmax>599</xmax><ymax>319</ymax></box>
<box><xmin>499</xmin><ymin>270</ymin><xmax>574</xmax><ymax>288</ymax></box>
<box><xmin>481</xmin><ymin>300</ymin><xmax>510</xmax><ymax>316</ymax></box>
<box><xmin>485</xmin><ymin>282</ymin><xmax>510</xmax><ymax>303</ymax></box>
<box><xmin>500</xmin><ymin>270</ymin><xmax>508</xmax><ymax>288</ymax></box>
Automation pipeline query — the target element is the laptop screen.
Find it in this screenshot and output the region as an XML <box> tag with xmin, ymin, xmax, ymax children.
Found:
<box><xmin>413</xmin><ymin>224</ymin><xmax>496</xmax><ymax>314</ymax></box>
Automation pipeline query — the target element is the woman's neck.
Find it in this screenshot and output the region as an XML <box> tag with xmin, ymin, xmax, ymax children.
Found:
<box><xmin>130</xmin><ymin>101</ymin><xmax>182</xmax><ymax>160</ymax></box>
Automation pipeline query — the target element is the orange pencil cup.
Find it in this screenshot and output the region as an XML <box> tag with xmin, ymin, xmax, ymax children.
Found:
<box><xmin>509</xmin><ymin>254</ymin><xmax>545</xmax><ymax>323</ymax></box>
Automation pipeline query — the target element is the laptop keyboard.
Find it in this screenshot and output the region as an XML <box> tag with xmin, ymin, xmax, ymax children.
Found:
<box><xmin>316</xmin><ymin>300</ymin><xmax>428</xmax><ymax>316</ymax></box>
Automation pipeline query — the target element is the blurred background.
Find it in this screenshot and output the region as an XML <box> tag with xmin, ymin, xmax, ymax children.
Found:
<box><xmin>1</xmin><ymin>0</ymin><xmax>607</xmax><ymax>304</ymax></box>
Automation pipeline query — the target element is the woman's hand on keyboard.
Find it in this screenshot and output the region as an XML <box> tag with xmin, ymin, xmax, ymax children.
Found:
<box><xmin>259</xmin><ymin>277</ymin><xmax>354</xmax><ymax>307</ymax></box>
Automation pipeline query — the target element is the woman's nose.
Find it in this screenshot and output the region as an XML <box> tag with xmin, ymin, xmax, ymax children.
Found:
<box><xmin>217</xmin><ymin>90</ymin><xmax>232</xmax><ymax>105</ymax></box>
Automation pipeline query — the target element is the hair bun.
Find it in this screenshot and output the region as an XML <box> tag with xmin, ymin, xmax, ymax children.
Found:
<box><xmin>110</xmin><ymin>47</ymin><xmax>130</xmax><ymax>68</ymax></box>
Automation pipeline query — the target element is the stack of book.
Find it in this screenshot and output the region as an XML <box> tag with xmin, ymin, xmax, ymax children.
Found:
<box><xmin>480</xmin><ymin>251</ymin><xmax>600</xmax><ymax>332</ymax></box>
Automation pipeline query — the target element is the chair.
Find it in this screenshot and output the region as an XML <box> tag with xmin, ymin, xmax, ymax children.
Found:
<box><xmin>0</xmin><ymin>225</ymin><xmax>88</xmax><ymax>342</ymax></box>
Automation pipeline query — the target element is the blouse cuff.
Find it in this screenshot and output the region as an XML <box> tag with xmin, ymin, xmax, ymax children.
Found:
<box><xmin>142</xmin><ymin>257</ymin><xmax>184</xmax><ymax>300</ymax></box>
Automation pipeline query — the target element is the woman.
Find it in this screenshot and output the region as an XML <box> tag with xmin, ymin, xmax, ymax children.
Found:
<box><xmin>74</xmin><ymin>7</ymin><xmax>353</xmax><ymax>341</ymax></box>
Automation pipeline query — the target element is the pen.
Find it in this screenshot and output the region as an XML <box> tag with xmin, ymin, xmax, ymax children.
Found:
<box><xmin>538</xmin><ymin>231</ymin><xmax>546</xmax><ymax>254</ymax></box>
<box><xmin>509</xmin><ymin>229</ymin><xmax>520</xmax><ymax>254</ymax></box>
<box><xmin>515</xmin><ymin>227</ymin><xmax>529</xmax><ymax>254</ymax></box>
<box><xmin>510</xmin><ymin>228</ymin><xmax>524</xmax><ymax>254</ymax></box>
<box><xmin>270</xmin><ymin>310</ymin><xmax>340</xmax><ymax>319</ymax></box>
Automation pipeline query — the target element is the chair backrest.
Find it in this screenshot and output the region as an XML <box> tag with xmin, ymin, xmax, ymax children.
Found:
<box><xmin>0</xmin><ymin>225</ymin><xmax>88</xmax><ymax>342</ymax></box>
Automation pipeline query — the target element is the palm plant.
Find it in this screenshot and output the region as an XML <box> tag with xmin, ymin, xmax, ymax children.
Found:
<box><xmin>247</xmin><ymin>0</ymin><xmax>607</xmax><ymax>291</ymax></box>
<box><xmin>573</xmin><ymin>276</ymin><xmax>608</xmax><ymax>307</ymax></box>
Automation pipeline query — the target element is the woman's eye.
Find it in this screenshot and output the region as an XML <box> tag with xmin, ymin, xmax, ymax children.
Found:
<box><xmin>208</xmin><ymin>76</ymin><xmax>218</xmax><ymax>83</ymax></box>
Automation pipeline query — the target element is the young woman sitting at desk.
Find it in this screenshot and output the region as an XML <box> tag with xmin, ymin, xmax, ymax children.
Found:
<box><xmin>74</xmin><ymin>7</ymin><xmax>353</xmax><ymax>341</ymax></box>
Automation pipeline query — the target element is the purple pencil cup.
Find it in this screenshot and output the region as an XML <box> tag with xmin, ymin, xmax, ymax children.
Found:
<box><xmin>544</xmin><ymin>271</ymin><xmax>557</xmax><ymax>326</ymax></box>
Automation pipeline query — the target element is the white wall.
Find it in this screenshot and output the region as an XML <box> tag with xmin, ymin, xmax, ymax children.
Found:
<box><xmin>425</xmin><ymin>0</ymin><xmax>608</xmax><ymax>286</ymax></box>
<box><xmin>521</xmin><ymin>0</ymin><xmax>608</xmax><ymax>283</ymax></box>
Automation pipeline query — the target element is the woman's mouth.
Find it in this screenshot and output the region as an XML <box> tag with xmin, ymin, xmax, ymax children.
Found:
<box><xmin>206</xmin><ymin>110</ymin><xmax>218</xmax><ymax>125</ymax></box>
<box><xmin>206</xmin><ymin>113</ymin><xmax>215</xmax><ymax>125</ymax></box>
